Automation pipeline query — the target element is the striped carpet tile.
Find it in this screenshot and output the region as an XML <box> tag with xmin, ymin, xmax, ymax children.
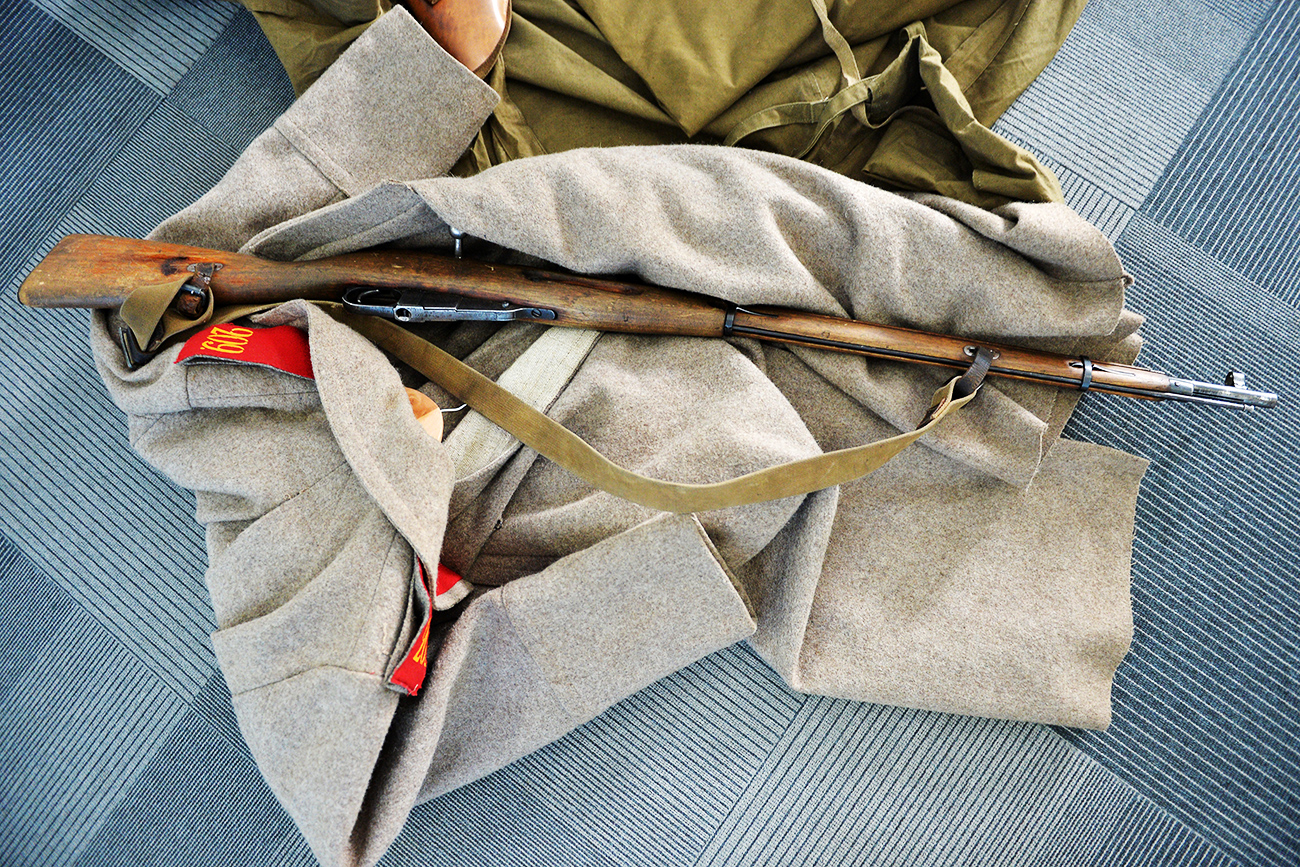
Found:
<box><xmin>0</xmin><ymin>537</ymin><xmax>308</xmax><ymax>867</ymax></box>
<box><xmin>75</xmin><ymin>100</ymin><xmax>247</xmax><ymax>238</ymax></box>
<box><xmin>987</xmin><ymin>129</ymin><xmax>1136</xmax><ymax>240</ymax></box>
<box><xmin>165</xmin><ymin>8</ymin><xmax>295</xmax><ymax>152</ymax></box>
<box><xmin>30</xmin><ymin>0</ymin><xmax>236</xmax><ymax>94</ymax></box>
<box><xmin>0</xmin><ymin>0</ymin><xmax>159</xmax><ymax>288</ymax></box>
<box><xmin>0</xmin><ymin>568</ymin><xmax>190</xmax><ymax>866</ymax></box>
<box><xmin>385</xmin><ymin>645</ymin><xmax>805</xmax><ymax>866</ymax></box>
<box><xmin>1144</xmin><ymin>0</ymin><xmax>1300</xmax><ymax>308</ymax></box>
<box><xmin>0</xmin><ymin>284</ymin><xmax>219</xmax><ymax>696</ymax></box>
<box><xmin>72</xmin><ymin>709</ymin><xmax>313</xmax><ymax>867</ymax></box>
<box><xmin>509</xmin><ymin>646</ymin><xmax>806</xmax><ymax>861</ymax></box>
<box><xmin>993</xmin><ymin>0</ymin><xmax>1268</xmax><ymax>208</ymax></box>
<box><xmin>390</xmin><ymin>774</ymin><xmax>621</xmax><ymax>867</ymax></box>
<box><xmin>379</xmin><ymin>645</ymin><xmax>1239</xmax><ymax>867</ymax></box>
<box><xmin>189</xmin><ymin>669</ymin><xmax>256</xmax><ymax>754</ymax></box>
<box><xmin>0</xmin><ymin>535</ymin><xmax>74</xmax><ymax>701</ymax></box>
<box><xmin>694</xmin><ymin>698</ymin><xmax>1236</xmax><ymax>867</ymax></box>
<box><xmin>1057</xmin><ymin>216</ymin><xmax>1300</xmax><ymax>867</ymax></box>
<box><xmin>1051</xmin><ymin>162</ymin><xmax>1137</xmax><ymax>241</ymax></box>
<box><xmin>1209</xmin><ymin>0</ymin><xmax>1275</xmax><ymax>29</ymax></box>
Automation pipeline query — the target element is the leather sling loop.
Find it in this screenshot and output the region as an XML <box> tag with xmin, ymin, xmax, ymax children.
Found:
<box><xmin>118</xmin><ymin>275</ymin><xmax>215</xmax><ymax>352</ymax></box>
<box><xmin>329</xmin><ymin>308</ymin><xmax>985</xmax><ymax>513</ymax></box>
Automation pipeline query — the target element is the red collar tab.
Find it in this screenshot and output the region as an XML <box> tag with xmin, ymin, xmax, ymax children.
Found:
<box><xmin>388</xmin><ymin>561</ymin><xmax>466</xmax><ymax>697</ymax></box>
<box><xmin>175</xmin><ymin>324</ymin><xmax>313</xmax><ymax>380</ymax></box>
<box><xmin>434</xmin><ymin>563</ymin><xmax>463</xmax><ymax>596</ymax></box>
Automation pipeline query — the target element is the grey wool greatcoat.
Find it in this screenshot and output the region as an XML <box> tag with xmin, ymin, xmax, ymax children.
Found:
<box><xmin>89</xmin><ymin>8</ymin><xmax>1147</xmax><ymax>867</ymax></box>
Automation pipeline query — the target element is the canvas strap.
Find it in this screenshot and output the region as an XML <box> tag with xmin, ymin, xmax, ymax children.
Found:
<box><xmin>723</xmin><ymin>1</ymin><xmax>899</xmax><ymax>157</ymax></box>
<box><xmin>329</xmin><ymin>309</ymin><xmax>982</xmax><ymax>513</ymax></box>
<box><xmin>121</xmin><ymin>281</ymin><xmax>983</xmax><ymax>513</ymax></box>
<box><xmin>441</xmin><ymin>326</ymin><xmax>603</xmax><ymax>479</ymax></box>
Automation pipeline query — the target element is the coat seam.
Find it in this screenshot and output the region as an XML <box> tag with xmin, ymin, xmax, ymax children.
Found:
<box><xmin>226</xmin><ymin>664</ymin><xmax>387</xmax><ymax>698</ymax></box>
<box><xmin>346</xmin><ymin>527</ymin><xmax>405</xmax><ymax>667</ymax></box>
<box><xmin>270</xmin><ymin>118</ymin><xmax>355</xmax><ymax>196</ymax></box>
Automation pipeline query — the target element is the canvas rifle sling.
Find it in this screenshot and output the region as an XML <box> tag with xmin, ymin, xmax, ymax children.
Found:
<box><xmin>119</xmin><ymin>282</ymin><xmax>983</xmax><ymax>513</ymax></box>
<box><xmin>329</xmin><ymin>309</ymin><xmax>983</xmax><ymax>513</ymax></box>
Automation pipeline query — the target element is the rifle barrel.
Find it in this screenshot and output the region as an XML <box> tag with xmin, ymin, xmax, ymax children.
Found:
<box><xmin>719</xmin><ymin>307</ymin><xmax>1278</xmax><ymax>409</ymax></box>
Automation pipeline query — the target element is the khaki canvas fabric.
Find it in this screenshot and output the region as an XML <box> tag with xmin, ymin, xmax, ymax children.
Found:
<box><xmin>234</xmin><ymin>0</ymin><xmax>1083</xmax><ymax>207</ymax></box>
<box><xmin>90</xmin><ymin>9</ymin><xmax>1146</xmax><ymax>867</ymax></box>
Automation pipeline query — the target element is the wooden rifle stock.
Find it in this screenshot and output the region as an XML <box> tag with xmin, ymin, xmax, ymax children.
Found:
<box><xmin>18</xmin><ymin>233</ymin><xmax>727</xmax><ymax>336</ymax></box>
<box><xmin>18</xmin><ymin>234</ymin><xmax>1279</xmax><ymax>409</ymax></box>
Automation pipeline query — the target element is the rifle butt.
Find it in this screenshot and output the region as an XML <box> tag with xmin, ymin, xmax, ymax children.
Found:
<box><xmin>16</xmin><ymin>234</ymin><xmax>343</xmax><ymax>309</ymax></box>
<box><xmin>21</xmin><ymin>235</ymin><xmax>228</xmax><ymax>308</ymax></box>
<box><xmin>16</xmin><ymin>234</ymin><xmax>731</xmax><ymax>339</ymax></box>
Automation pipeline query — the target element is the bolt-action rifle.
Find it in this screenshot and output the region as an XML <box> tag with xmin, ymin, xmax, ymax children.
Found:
<box><xmin>18</xmin><ymin>233</ymin><xmax>1278</xmax><ymax>410</ymax></box>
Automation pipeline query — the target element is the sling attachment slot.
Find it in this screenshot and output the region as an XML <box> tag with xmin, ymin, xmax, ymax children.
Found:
<box><xmin>915</xmin><ymin>345</ymin><xmax>993</xmax><ymax>428</ymax></box>
<box><xmin>954</xmin><ymin>346</ymin><xmax>996</xmax><ymax>400</ymax></box>
<box><xmin>722</xmin><ymin>304</ymin><xmax>776</xmax><ymax>337</ymax></box>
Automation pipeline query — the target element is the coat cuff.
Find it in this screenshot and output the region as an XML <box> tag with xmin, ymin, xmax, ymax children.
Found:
<box><xmin>274</xmin><ymin>6</ymin><xmax>499</xmax><ymax>196</ymax></box>
<box><xmin>415</xmin><ymin>512</ymin><xmax>756</xmax><ymax>800</ymax></box>
<box><xmin>149</xmin><ymin>6</ymin><xmax>497</xmax><ymax>252</ymax></box>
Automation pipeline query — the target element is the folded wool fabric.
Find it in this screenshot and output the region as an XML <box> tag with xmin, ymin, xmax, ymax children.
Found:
<box><xmin>94</xmin><ymin>10</ymin><xmax>1146</xmax><ymax>867</ymax></box>
<box><xmin>92</xmin><ymin>300</ymin><xmax>762</xmax><ymax>866</ymax></box>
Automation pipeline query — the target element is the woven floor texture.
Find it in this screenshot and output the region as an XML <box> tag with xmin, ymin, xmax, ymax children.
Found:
<box><xmin>0</xmin><ymin>0</ymin><xmax>1295</xmax><ymax>864</ymax></box>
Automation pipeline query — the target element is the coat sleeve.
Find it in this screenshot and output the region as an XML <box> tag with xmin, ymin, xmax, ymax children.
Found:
<box><xmin>149</xmin><ymin>6</ymin><xmax>498</xmax><ymax>252</ymax></box>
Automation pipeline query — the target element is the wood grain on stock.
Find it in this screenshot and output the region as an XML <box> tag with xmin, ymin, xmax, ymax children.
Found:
<box><xmin>22</xmin><ymin>233</ymin><xmax>1158</xmax><ymax>397</ymax></box>
<box><xmin>19</xmin><ymin>234</ymin><xmax>317</xmax><ymax>308</ymax></box>
<box><xmin>729</xmin><ymin>307</ymin><xmax>1170</xmax><ymax>397</ymax></box>
<box><xmin>17</xmin><ymin>234</ymin><xmax>730</xmax><ymax>337</ymax></box>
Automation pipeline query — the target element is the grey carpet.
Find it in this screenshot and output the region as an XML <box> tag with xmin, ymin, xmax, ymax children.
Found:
<box><xmin>1</xmin><ymin>0</ymin><xmax>1294</xmax><ymax>864</ymax></box>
